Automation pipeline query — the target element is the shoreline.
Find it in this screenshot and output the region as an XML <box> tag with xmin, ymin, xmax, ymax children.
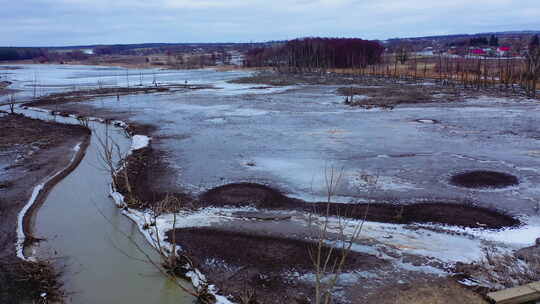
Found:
<box><xmin>17</xmin><ymin>133</ymin><xmax>91</xmax><ymax>260</ymax></box>
<box><xmin>0</xmin><ymin>112</ymin><xmax>91</xmax><ymax>303</ymax></box>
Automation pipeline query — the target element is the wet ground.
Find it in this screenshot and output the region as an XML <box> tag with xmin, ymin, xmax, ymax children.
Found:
<box><xmin>0</xmin><ymin>113</ymin><xmax>89</xmax><ymax>303</ymax></box>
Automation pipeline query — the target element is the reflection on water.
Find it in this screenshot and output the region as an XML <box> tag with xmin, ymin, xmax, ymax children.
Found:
<box><xmin>18</xmin><ymin>108</ymin><xmax>193</xmax><ymax>304</ymax></box>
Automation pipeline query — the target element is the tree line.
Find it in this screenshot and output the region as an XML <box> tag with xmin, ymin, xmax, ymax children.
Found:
<box><xmin>0</xmin><ymin>48</ymin><xmax>48</xmax><ymax>61</ymax></box>
<box><xmin>244</xmin><ymin>37</ymin><xmax>384</xmax><ymax>72</ymax></box>
<box><xmin>345</xmin><ymin>35</ymin><xmax>540</xmax><ymax>98</ymax></box>
<box><xmin>0</xmin><ymin>47</ymin><xmax>90</xmax><ymax>62</ymax></box>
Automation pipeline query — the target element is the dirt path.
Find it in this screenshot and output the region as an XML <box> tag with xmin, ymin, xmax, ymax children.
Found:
<box><xmin>0</xmin><ymin>113</ymin><xmax>90</xmax><ymax>303</ymax></box>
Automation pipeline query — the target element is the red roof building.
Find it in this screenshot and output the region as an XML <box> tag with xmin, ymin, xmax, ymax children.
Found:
<box><xmin>471</xmin><ymin>49</ymin><xmax>486</xmax><ymax>55</ymax></box>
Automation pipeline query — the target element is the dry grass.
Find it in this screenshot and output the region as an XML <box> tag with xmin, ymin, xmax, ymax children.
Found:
<box><xmin>228</xmin><ymin>74</ymin><xmax>300</xmax><ymax>86</ymax></box>
<box><xmin>0</xmin><ymin>259</ymin><xmax>63</xmax><ymax>303</ymax></box>
<box><xmin>455</xmin><ymin>246</ymin><xmax>540</xmax><ymax>291</ymax></box>
<box><xmin>364</xmin><ymin>278</ymin><xmax>488</xmax><ymax>304</ymax></box>
<box><xmin>338</xmin><ymin>86</ymin><xmax>433</xmax><ymax>106</ymax></box>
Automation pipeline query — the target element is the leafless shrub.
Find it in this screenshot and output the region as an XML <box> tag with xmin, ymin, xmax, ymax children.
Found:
<box><xmin>94</xmin><ymin>125</ymin><xmax>135</xmax><ymax>205</ymax></box>
<box><xmin>457</xmin><ymin>246</ymin><xmax>540</xmax><ymax>290</ymax></box>
<box><xmin>238</xmin><ymin>285</ymin><xmax>257</xmax><ymax>304</ymax></box>
<box><xmin>94</xmin><ymin>130</ymin><xmax>215</xmax><ymax>302</ymax></box>
<box><xmin>8</xmin><ymin>94</ymin><xmax>16</xmax><ymax>114</ymax></box>
<box><xmin>76</xmin><ymin>116</ymin><xmax>89</xmax><ymax>128</ymax></box>
<box><xmin>95</xmin><ymin>194</ymin><xmax>213</xmax><ymax>303</ymax></box>
<box><xmin>307</xmin><ymin>167</ymin><xmax>372</xmax><ymax>304</ymax></box>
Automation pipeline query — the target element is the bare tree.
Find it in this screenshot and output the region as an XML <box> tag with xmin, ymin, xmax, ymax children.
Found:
<box><xmin>95</xmin><ymin>129</ymin><xmax>215</xmax><ymax>303</ymax></box>
<box><xmin>524</xmin><ymin>43</ymin><xmax>540</xmax><ymax>98</ymax></box>
<box><xmin>307</xmin><ymin>167</ymin><xmax>375</xmax><ymax>304</ymax></box>
<box><xmin>8</xmin><ymin>94</ymin><xmax>16</xmax><ymax>114</ymax></box>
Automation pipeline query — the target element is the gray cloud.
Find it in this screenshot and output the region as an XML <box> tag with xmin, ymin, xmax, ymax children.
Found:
<box><xmin>1</xmin><ymin>0</ymin><xmax>539</xmax><ymax>46</ymax></box>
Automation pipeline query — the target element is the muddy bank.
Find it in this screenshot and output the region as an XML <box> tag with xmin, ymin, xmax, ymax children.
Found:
<box><xmin>165</xmin><ymin>227</ymin><xmax>387</xmax><ymax>304</ymax></box>
<box><xmin>23</xmin><ymin>83</ymin><xmax>217</xmax><ymax>108</ymax></box>
<box><xmin>24</xmin><ymin>86</ymin><xmax>169</xmax><ymax>107</ymax></box>
<box><xmin>114</xmin><ymin>146</ymin><xmax>195</xmax><ymax>209</ymax></box>
<box><xmin>0</xmin><ymin>113</ymin><xmax>90</xmax><ymax>303</ymax></box>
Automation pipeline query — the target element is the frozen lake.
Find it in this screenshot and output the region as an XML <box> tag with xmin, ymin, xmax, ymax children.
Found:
<box><xmin>4</xmin><ymin>64</ymin><xmax>540</xmax><ymax>302</ymax></box>
<box><xmin>4</xmin><ymin>64</ymin><xmax>540</xmax><ymax>217</ymax></box>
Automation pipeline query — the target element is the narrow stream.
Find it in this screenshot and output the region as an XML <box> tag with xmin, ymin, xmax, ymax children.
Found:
<box><xmin>16</xmin><ymin>108</ymin><xmax>194</xmax><ymax>304</ymax></box>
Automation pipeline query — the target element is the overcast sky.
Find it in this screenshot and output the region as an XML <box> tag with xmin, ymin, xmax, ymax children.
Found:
<box><xmin>1</xmin><ymin>0</ymin><xmax>539</xmax><ymax>46</ymax></box>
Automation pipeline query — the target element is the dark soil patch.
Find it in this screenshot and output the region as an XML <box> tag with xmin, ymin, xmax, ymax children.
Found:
<box><xmin>0</xmin><ymin>259</ymin><xmax>63</xmax><ymax>303</ymax></box>
<box><xmin>228</xmin><ymin>71</ymin><xmax>365</xmax><ymax>86</ymax></box>
<box><xmin>307</xmin><ymin>202</ymin><xmax>519</xmax><ymax>229</ymax></box>
<box><xmin>199</xmin><ymin>183</ymin><xmax>519</xmax><ymax>229</ymax></box>
<box><xmin>23</xmin><ymin>84</ymin><xmax>215</xmax><ymax>108</ymax></box>
<box><xmin>166</xmin><ymin>228</ymin><xmax>382</xmax><ymax>273</ymax></box>
<box><xmin>200</xmin><ymin>182</ymin><xmax>300</xmax><ymax>209</ymax></box>
<box><xmin>338</xmin><ymin>86</ymin><xmax>433</xmax><ymax>106</ymax></box>
<box><xmin>229</xmin><ymin>74</ymin><xmax>300</xmax><ymax>86</ymax></box>
<box><xmin>114</xmin><ymin>147</ymin><xmax>194</xmax><ymax>210</ymax></box>
<box><xmin>23</xmin><ymin>86</ymin><xmax>170</xmax><ymax>107</ymax></box>
<box><xmin>165</xmin><ymin>227</ymin><xmax>387</xmax><ymax>304</ymax></box>
<box><xmin>0</xmin><ymin>113</ymin><xmax>89</xmax><ymax>161</ymax></box>
<box><xmin>450</xmin><ymin>171</ymin><xmax>519</xmax><ymax>189</ymax></box>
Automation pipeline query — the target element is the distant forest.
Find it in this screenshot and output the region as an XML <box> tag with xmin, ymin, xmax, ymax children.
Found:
<box><xmin>0</xmin><ymin>48</ymin><xmax>48</xmax><ymax>61</ymax></box>
<box><xmin>244</xmin><ymin>38</ymin><xmax>384</xmax><ymax>71</ymax></box>
<box><xmin>0</xmin><ymin>47</ymin><xmax>89</xmax><ymax>62</ymax></box>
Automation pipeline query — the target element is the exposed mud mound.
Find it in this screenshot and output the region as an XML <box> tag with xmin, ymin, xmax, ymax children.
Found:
<box><xmin>308</xmin><ymin>202</ymin><xmax>519</xmax><ymax>229</ymax></box>
<box><xmin>201</xmin><ymin>183</ymin><xmax>519</xmax><ymax>229</ymax></box>
<box><xmin>200</xmin><ymin>183</ymin><xmax>300</xmax><ymax>208</ymax></box>
<box><xmin>450</xmin><ymin>171</ymin><xmax>519</xmax><ymax>189</ymax></box>
<box><xmin>114</xmin><ymin>147</ymin><xmax>194</xmax><ymax>209</ymax></box>
<box><xmin>165</xmin><ymin>227</ymin><xmax>387</xmax><ymax>304</ymax></box>
<box><xmin>165</xmin><ymin>227</ymin><xmax>384</xmax><ymax>273</ymax></box>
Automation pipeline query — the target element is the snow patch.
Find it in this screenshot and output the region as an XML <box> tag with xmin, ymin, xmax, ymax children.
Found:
<box><xmin>16</xmin><ymin>142</ymin><xmax>83</xmax><ymax>261</ymax></box>
<box><xmin>349</xmin><ymin>172</ymin><xmax>420</xmax><ymax>192</ymax></box>
<box><xmin>131</xmin><ymin>135</ymin><xmax>150</xmax><ymax>151</ymax></box>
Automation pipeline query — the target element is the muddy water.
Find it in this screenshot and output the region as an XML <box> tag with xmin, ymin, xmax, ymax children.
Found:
<box><xmin>16</xmin><ymin>109</ymin><xmax>194</xmax><ymax>304</ymax></box>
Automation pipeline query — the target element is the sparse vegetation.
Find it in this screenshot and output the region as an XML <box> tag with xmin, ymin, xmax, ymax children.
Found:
<box><xmin>455</xmin><ymin>246</ymin><xmax>540</xmax><ymax>291</ymax></box>
<box><xmin>0</xmin><ymin>259</ymin><xmax>64</xmax><ymax>304</ymax></box>
<box><xmin>338</xmin><ymin>86</ymin><xmax>433</xmax><ymax>106</ymax></box>
<box><xmin>308</xmin><ymin>167</ymin><xmax>368</xmax><ymax>304</ymax></box>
